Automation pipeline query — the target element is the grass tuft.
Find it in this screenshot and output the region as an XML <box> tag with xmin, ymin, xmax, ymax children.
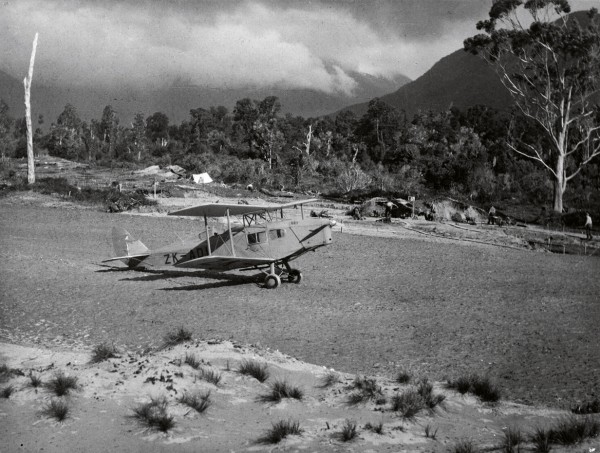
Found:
<box><xmin>237</xmin><ymin>360</ymin><xmax>269</xmax><ymax>383</ymax></box>
<box><xmin>1</xmin><ymin>385</ymin><xmax>15</xmax><ymax>398</ymax></box>
<box><xmin>451</xmin><ymin>439</ymin><xmax>477</xmax><ymax>453</ymax></box>
<box><xmin>131</xmin><ymin>396</ymin><xmax>175</xmax><ymax>432</ymax></box>
<box><xmin>318</xmin><ymin>370</ymin><xmax>341</xmax><ymax>388</ymax></box>
<box><xmin>258</xmin><ymin>419</ymin><xmax>303</xmax><ymax>444</ymax></box>
<box><xmin>548</xmin><ymin>415</ymin><xmax>600</xmax><ymax>445</ymax></box>
<box><xmin>391</xmin><ymin>390</ymin><xmax>425</xmax><ymax>419</ymax></box>
<box><xmin>396</xmin><ymin>370</ymin><xmax>412</xmax><ymax>384</ymax></box>
<box><xmin>502</xmin><ymin>427</ymin><xmax>524</xmax><ymax>453</ymax></box>
<box><xmin>530</xmin><ymin>427</ymin><xmax>552</xmax><ymax>453</ymax></box>
<box><xmin>28</xmin><ymin>372</ymin><xmax>43</xmax><ymax>388</ymax></box>
<box><xmin>447</xmin><ymin>374</ymin><xmax>501</xmax><ymax>402</ymax></box>
<box><xmin>42</xmin><ymin>399</ymin><xmax>70</xmax><ymax>422</ymax></box>
<box><xmin>162</xmin><ymin>326</ymin><xmax>192</xmax><ymax>348</ymax></box>
<box><xmin>347</xmin><ymin>375</ymin><xmax>382</xmax><ymax>405</ymax></box>
<box><xmin>339</xmin><ymin>419</ymin><xmax>358</xmax><ymax>442</ymax></box>
<box><xmin>364</xmin><ymin>421</ymin><xmax>384</xmax><ymax>434</ymax></box>
<box><xmin>184</xmin><ymin>353</ymin><xmax>202</xmax><ymax>370</ymax></box>
<box><xmin>45</xmin><ymin>372</ymin><xmax>79</xmax><ymax>396</ymax></box>
<box><xmin>197</xmin><ymin>367</ymin><xmax>222</xmax><ymax>386</ymax></box>
<box><xmin>417</xmin><ymin>379</ymin><xmax>446</xmax><ymax>410</ymax></box>
<box><xmin>90</xmin><ymin>343</ymin><xmax>119</xmax><ymax>363</ymax></box>
<box><xmin>0</xmin><ymin>364</ymin><xmax>10</xmax><ymax>383</ymax></box>
<box><xmin>424</xmin><ymin>423</ymin><xmax>438</xmax><ymax>439</ymax></box>
<box><xmin>178</xmin><ymin>391</ymin><xmax>211</xmax><ymax>414</ymax></box>
<box><xmin>259</xmin><ymin>380</ymin><xmax>303</xmax><ymax>402</ymax></box>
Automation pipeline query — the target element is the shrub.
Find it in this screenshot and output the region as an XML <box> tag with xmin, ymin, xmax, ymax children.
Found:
<box><xmin>162</xmin><ymin>327</ymin><xmax>192</xmax><ymax>348</ymax></box>
<box><xmin>237</xmin><ymin>360</ymin><xmax>269</xmax><ymax>383</ymax></box>
<box><xmin>417</xmin><ymin>379</ymin><xmax>446</xmax><ymax>410</ymax></box>
<box><xmin>391</xmin><ymin>390</ymin><xmax>424</xmax><ymax>419</ymax></box>
<box><xmin>178</xmin><ymin>391</ymin><xmax>211</xmax><ymax>414</ymax></box>
<box><xmin>339</xmin><ymin>419</ymin><xmax>358</xmax><ymax>442</ymax></box>
<box><xmin>131</xmin><ymin>396</ymin><xmax>175</xmax><ymax>432</ymax></box>
<box><xmin>259</xmin><ymin>380</ymin><xmax>303</xmax><ymax>403</ymax></box>
<box><xmin>42</xmin><ymin>399</ymin><xmax>69</xmax><ymax>422</ymax></box>
<box><xmin>258</xmin><ymin>419</ymin><xmax>303</xmax><ymax>444</ymax></box>
<box><xmin>447</xmin><ymin>374</ymin><xmax>500</xmax><ymax>402</ymax></box>
<box><xmin>90</xmin><ymin>343</ymin><xmax>119</xmax><ymax>363</ymax></box>
<box><xmin>347</xmin><ymin>376</ymin><xmax>382</xmax><ymax>404</ymax></box>
<box><xmin>45</xmin><ymin>372</ymin><xmax>79</xmax><ymax>396</ymax></box>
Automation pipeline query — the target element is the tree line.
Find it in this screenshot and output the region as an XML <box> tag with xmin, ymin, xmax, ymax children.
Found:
<box><xmin>0</xmin><ymin>94</ymin><xmax>597</xmax><ymax>209</ymax></box>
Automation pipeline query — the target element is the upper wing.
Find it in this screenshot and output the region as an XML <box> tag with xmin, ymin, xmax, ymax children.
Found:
<box><xmin>174</xmin><ymin>255</ymin><xmax>274</xmax><ymax>271</ymax></box>
<box><xmin>168</xmin><ymin>199</ymin><xmax>318</xmax><ymax>218</ymax></box>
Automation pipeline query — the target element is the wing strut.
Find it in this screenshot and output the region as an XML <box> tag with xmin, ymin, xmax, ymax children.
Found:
<box><xmin>204</xmin><ymin>214</ymin><xmax>212</xmax><ymax>256</ymax></box>
<box><xmin>226</xmin><ymin>208</ymin><xmax>236</xmax><ymax>257</ymax></box>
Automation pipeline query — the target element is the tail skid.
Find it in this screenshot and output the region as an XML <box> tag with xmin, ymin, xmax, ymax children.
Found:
<box><xmin>104</xmin><ymin>227</ymin><xmax>149</xmax><ymax>267</ymax></box>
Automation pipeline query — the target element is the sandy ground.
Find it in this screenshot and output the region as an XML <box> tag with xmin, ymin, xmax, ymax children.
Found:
<box><xmin>1</xmin><ymin>192</ymin><xmax>599</xmax><ymax>452</ymax></box>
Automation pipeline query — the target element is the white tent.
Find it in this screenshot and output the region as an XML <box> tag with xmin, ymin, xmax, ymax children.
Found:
<box><xmin>193</xmin><ymin>173</ymin><xmax>213</xmax><ymax>184</ymax></box>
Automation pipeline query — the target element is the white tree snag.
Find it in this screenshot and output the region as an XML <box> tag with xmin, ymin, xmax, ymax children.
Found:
<box><xmin>24</xmin><ymin>33</ymin><xmax>38</xmax><ymax>185</ymax></box>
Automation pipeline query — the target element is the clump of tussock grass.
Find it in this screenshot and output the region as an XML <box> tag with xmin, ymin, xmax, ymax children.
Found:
<box><xmin>42</xmin><ymin>399</ymin><xmax>69</xmax><ymax>422</ymax></box>
<box><xmin>451</xmin><ymin>439</ymin><xmax>477</xmax><ymax>453</ymax></box>
<box><xmin>237</xmin><ymin>360</ymin><xmax>269</xmax><ymax>383</ymax></box>
<box><xmin>396</xmin><ymin>370</ymin><xmax>412</xmax><ymax>384</ymax></box>
<box><xmin>131</xmin><ymin>396</ymin><xmax>175</xmax><ymax>432</ymax></box>
<box><xmin>1</xmin><ymin>385</ymin><xmax>15</xmax><ymax>398</ymax></box>
<box><xmin>530</xmin><ymin>427</ymin><xmax>552</xmax><ymax>453</ymax></box>
<box><xmin>391</xmin><ymin>390</ymin><xmax>425</xmax><ymax>419</ymax></box>
<box><xmin>184</xmin><ymin>353</ymin><xmax>203</xmax><ymax>370</ymax></box>
<box><xmin>502</xmin><ymin>427</ymin><xmax>524</xmax><ymax>453</ymax></box>
<box><xmin>417</xmin><ymin>379</ymin><xmax>446</xmax><ymax>411</ymax></box>
<box><xmin>258</xmin><ymin>380</ymin><xmax>303</xmax><ymax>403</ymax></box>
<box><xmin>178</xmin><ymin>391</ymin><xmax>211</xmax><ymax>414</ymax></box>
<box><xmin>318</xmin><ymin>370</ymin><xmax>341</xmax><ymax>388</ymax></box>
<box><xmin>338</xmin><ymin>419</ymin><xmax>358</xmax><ymax>442</ymax></box>
<box><xmin>258</xmin><ymin>419</ymin><xmax>303</xmax><ymax>444</ymax></box>
<box><xmin>45</xmin><ymin>372</ymin><xmax>79</xmax><ymax>396</ymax></box>
<box><xmin>162</xmin><ymin>326</ymin><xmax>192</xmax><ymax>348</ymax></box>
<box><xmin>28</xmin><ymin>372</ymin><xmax>43</xmax><ymax>388</ymax></box>
<box><xmin>446</xmin><ymin>374</ymin><xmax>501</xmax><ymax>402</ymax></box>
<box><xmin>547</xmin><ymin>415</ymin><xmax>600</xmax><ymax>445</ymax></box>
<box><xmin>0</xmin><ymin>364</ymin><xmax>11</xmax><ymax>383</ymax></box>
<box><xmin>347</xmin><ymin>375</ymin><xmax>382</xmax><ymax>405</ymax></box>
<box><xmin>364</xmin><ymin>421</ymin><xmax>384</xmax><ymax>434</ymax></box>
<box><xmin>571</xmin><ymin>398</ymin><xmax>600</xmax><ymax>414</ymax></box>
<box><xmin>197</xmin><ymin>367</ymin><xmax>222</xmax><ymax>386</ymax></box>
<box><xmin>424</xmin><ymin>423</ymin><xmax>438</xmax><ymax>439</ymax></box>
<box><xmin>90</xmin><ymin>343</ymin><xmax>119</xmax><ymax>363</ymax></box>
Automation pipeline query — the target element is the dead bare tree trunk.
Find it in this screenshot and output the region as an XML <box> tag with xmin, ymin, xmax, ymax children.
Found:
<box><xmin>24</xmin><ymin>33</ymin><xmax>38</xmax><ymax>185</ymax></box>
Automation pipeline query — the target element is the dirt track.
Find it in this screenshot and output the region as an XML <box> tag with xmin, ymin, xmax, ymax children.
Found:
<box><xmin>1</xmin><ymin>195</ymin><xmax>599</xmax><ymax>409</ymax></box>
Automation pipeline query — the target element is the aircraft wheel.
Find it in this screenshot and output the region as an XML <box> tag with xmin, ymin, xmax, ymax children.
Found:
<box><xmin>264</xmin><ymin>274</ymin><xmax>281</xmax><ymax>289</ymax></box>
<box><xmin>288</xmin><ymin>269</ymin><xmax>302</xmax><ymax>284</ymax></box>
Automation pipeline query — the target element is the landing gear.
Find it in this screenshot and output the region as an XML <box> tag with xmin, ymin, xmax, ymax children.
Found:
<box><xmin>262</xmin><ymin>262</ymin><xmax>302</xmax><ymax>288</ymax></box>
<box><xmin>264</xmin><ymin>274</ymin><xmax>281</xmax><ymax>289</ymax></box>
<box><xmin>288</xmin><ymin>269</ymin><xmax>302</xmax><ymax>284</ymax></box>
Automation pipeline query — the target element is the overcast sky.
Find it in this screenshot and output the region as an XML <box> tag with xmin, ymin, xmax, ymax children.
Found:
<box><xmin>1</xmin><ymin>0</ymin><xmax>598</xmax><ymax>96</ymax></box>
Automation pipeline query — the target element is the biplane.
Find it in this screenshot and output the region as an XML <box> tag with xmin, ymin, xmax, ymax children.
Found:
<box><xmin>103</xmin><ymin>199</ymin><xmax>335</xmax><ymax>288</ymax></box>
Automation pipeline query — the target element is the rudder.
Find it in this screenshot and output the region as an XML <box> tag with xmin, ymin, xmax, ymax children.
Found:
<box><xmin>112</xmin><ymin>227</ymin><xmax>149</xmax><ymax>264</ymax></box>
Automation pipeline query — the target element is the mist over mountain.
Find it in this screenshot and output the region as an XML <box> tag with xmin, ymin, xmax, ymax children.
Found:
<box><xmin>336</xmin><ymin>49</ymin><xmax>512</xmax><ymax>118</ymax></box>
<box><xmin>0</xmin><ymin>69</ymin><xmax>410</xmax><ymax>127</ymax></box>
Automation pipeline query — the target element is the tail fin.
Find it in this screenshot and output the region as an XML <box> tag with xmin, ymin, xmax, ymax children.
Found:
<box><xmin>107</xmin><ymin>227</ymin><xmax>149</xmax><ymax>267</ymax></box>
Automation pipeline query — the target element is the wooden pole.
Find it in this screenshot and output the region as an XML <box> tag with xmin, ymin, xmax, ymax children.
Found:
<box><xmin>24</xmin><ymin>33</ymin><xmax>38</xmax><ymax>185</ymax></box>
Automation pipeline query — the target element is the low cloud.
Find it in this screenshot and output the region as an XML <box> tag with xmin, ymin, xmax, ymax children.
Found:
<box><xmin>0</xmin><ymin>1</ymin><xmax>511</xmax><ymax>94</ymax></box>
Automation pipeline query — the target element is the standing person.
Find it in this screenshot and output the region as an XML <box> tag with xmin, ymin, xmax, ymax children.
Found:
<box><xmin>585</xmin><ymin>212</ymin><xmax>593</xmax><ymax>240</ymax></box>
<box><xmin>384</xmin><ymin>200</ymin><xmax>397</xmax><ymax>220</ymax></box>
<box><xmin>488</xmin><ymin>206</ymin><xmax>496</xmax><ymax>225</ymax></box>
